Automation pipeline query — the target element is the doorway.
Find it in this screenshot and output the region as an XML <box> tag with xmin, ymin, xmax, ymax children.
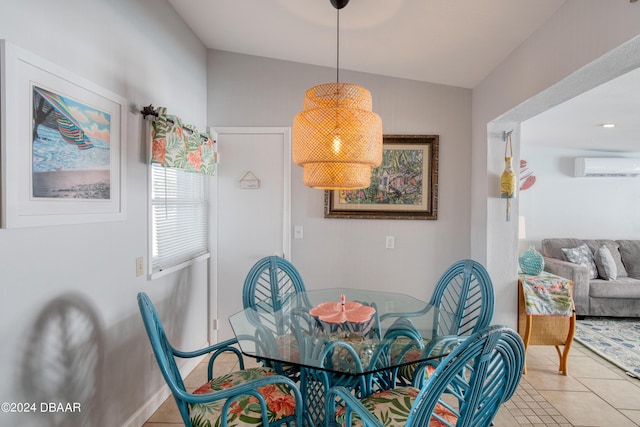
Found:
<box><xmin>482</xmin><ymin>35</ymin><xmax>640</xmax><ymax>328</ymax></box>
<box><xmin>209</xmin><ymin>127</ymin><xmax>291</xmax><ymax>342</ymax></box>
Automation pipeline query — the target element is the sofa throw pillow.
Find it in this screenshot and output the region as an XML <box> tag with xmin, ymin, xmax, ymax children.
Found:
<box><xmin>584</xmin><ymin>240</ymin><xmax>627</xmax><ymax>277</ymax></box>
<box><xmin>595</xmin><ymin>245</ymin><xmax>617</xmax><ymax>280</ymax></box>
<box><xmin>562</xmin><ymin>244</ymin><xmax>598</xmax><ymax>279</ymax></box>
<box><xmin>617</xmin><ymin>240</ymin><xmax>640</xmax><ymax>279</ymax></box>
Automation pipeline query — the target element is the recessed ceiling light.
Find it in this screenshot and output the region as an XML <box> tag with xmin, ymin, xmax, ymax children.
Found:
<box><xmin>601</xmin><ymin>123</ymin><xmax>616</xmax><ymax>128</ymax></box>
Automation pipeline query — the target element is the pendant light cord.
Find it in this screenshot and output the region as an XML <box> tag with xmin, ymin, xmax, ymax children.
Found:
<box><xmin>336</xmin><ymin>8</ymin><xmax>340</xmax><ymax>84</ymax></box>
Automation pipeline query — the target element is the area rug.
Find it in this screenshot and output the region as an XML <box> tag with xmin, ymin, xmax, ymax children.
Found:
<box><xmin>574</xmin><ymin>317</ymin><xmax>640</xmax><ymax>379</ymax></box>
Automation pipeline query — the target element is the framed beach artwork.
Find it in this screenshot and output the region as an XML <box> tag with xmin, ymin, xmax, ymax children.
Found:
<box><xmin>1</xmin><ymin>40</ymin><xmax>126</xmax><ymax>228</ymax></box>
<box><xmin>325</xmin><ymin>135</ymin><xmax>438</xmax><ymax>220</ymax></box>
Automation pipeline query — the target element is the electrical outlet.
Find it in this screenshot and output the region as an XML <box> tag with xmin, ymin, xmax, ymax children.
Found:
<box><xmin>385</xmin><ymin>236</ymin><xmax>395</xmax><ymax>249</ymax></box>
<box><xmin>136</xmin><ymin>256</ymin><xmax>144</xmax><ymax>277</ymax></box>
<box><xmin>385</xmin><ymin>300</ymin><xmax>395</xmax><ymax>312</ymax></box>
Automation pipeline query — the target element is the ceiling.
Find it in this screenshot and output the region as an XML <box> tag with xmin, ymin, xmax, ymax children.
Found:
<box><xmin>521</xmin><ymin>66</ymin><xmax>640</xmax><ymax>152</ymax></box>
<box><xmin>168</xmin><ymin>0</ymin><xmax>566</xmax><ymax>89</ymax></box>
<box><xmin>169</xmin><ymin>0</ymin><xmax>640</xmax><ymax>152</ymax></box>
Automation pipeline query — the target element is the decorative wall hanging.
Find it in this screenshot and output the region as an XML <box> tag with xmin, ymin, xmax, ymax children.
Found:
<box><xmin>0</xmin><ymin>40</ymin><xmax>127</xmax><ymax>228</ymax></box>
<box><xmin>520</xmin><ymin>159</ymin><xmax>536</xmax><ymax>191</ymax></box>
<box><xmin>325</xmin><ymin>135</ymin><xmax>438</xmax><ymax>220</ymax></box>
<box><xmin>239</xmin><ymin>171</ymin><xmax>260</xmax><ymax>189</ymax></box>
<box><xmin>500</xmin><ymin>130</ymin><xmax>517</xmax><ymax>221</ymax></box>
<box><xmin>292</xmin><ymin>0</ymin><xmax>383</xmax><ymax>190</ymax></box>
<box><xmin>148</xmin><ymin>106</ymin><xmax>217</xmax><ymax>175</ymax></box>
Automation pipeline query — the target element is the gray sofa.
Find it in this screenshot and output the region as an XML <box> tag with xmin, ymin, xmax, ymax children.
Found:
<box><xmin>540</xmin><ymin>238</ymin><xmax>640</xmax><ymax>318</ymax></box>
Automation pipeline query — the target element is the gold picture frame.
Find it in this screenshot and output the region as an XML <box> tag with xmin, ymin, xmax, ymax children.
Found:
<box><xmin>324</xmin><ymin>135</ymin><xmax>438</xmax><ymax>220</ymax></box>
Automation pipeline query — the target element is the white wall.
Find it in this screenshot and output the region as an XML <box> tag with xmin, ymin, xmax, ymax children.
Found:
<box><xmin>2</xmin><ymin>0</ymin><xmax>639</xmax><ymax>424</ymax></box>
<box><xmin>472</xmin><ymin>0</ymin><xmax>640</xmax><ymax>327</ymax></box>
<box><xmin>518</xmin><ymin>145</ymin><xmax>640</xmax><ymax>248</ymax></box>
<box><xmin>207</xmin><ymin>51</ymin><xmax>473</xmax><ymax>339</ymax></box>
<box><xmin>0</xmin><ymin>1</ymin><xmax>209</xmax><ymax>425</ymax></box>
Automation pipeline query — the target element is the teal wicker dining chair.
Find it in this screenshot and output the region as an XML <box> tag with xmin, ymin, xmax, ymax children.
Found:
<box><xmin>430</xmin><ymin>259</ymin><xmax>495</xmax><ymax>337</ymax></box>
<box><xmin>243</xmin><ymin>256</ymin><xmax>307</xmax><ymax>325</ymax></box>
<box><xmin>390</xmin><ymin>259</ymin><xmax>496</xmax><ymax>387</ymax></box>
<box><xmin>137</xmin><ymin>292</ymin><xmax>303</xmax><ymax>427</ymax></box>
<box><xmin>242</xmin><ymin>256</ymin><xmax>309</xmax><ymax>379</ymax></box>
<box><xmin>326</xmin><ymin>325</ymin><xmax>525</xmax><ymax>427</ymax></box>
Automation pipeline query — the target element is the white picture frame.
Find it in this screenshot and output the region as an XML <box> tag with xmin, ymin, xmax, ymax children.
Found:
<box><xmin>1</xmin><ymin>40</ymin><xmax>126</xmax><ymax>228</ymax></box>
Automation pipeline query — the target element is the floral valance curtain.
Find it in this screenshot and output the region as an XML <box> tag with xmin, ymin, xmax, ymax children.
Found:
<box><xmin>151</xmin><ymin>106</ymin><xmax>217</xmax><ymax>175</ymax></box>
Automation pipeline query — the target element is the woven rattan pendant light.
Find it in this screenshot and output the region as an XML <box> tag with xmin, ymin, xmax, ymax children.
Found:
<box><xmin>292</xmin><ymin>0</ymin><xmax>383</xmax><ymax>190</ymax></box>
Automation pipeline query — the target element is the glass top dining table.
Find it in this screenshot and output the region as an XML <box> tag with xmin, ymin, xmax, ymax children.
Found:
<box><xmin>228</xmin><ymin>288</ymin><xmax>459</xmax><ymax>376</ymax></box>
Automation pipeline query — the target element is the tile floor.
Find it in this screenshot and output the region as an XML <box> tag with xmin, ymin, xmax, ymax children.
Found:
<box><xmin>143</xmin><ymin>341</ymin><xmax>640</xmax><ymax>426</ymax></box>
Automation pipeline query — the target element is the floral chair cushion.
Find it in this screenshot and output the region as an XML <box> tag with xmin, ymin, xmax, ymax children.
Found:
<box><xmin>396</xmin><ymin>358</ymin><xmax>437</xmax><ymax>386</ymax></box>
<box><xmin>335</xmin><ymin>386</ymin><xmax>457</xmax><ymax>427</ymax></box>
<box><xmin>390</xmin><ymin>338</ymin><xmax>437</xmax><ymax>384</ymax></box>
<box><xmin>189</xmin><ymin>367</ymin><xmax>297</xmax><ymax>427</ymax></box>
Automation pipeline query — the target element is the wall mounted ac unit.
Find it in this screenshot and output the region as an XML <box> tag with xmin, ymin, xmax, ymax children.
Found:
<box><xmin>574</xmin><ymin>157</ymin><xmax>640</xmax><ymax>177</ymax></box>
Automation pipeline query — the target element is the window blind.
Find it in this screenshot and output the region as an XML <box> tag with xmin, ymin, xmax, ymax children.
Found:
<box><xmin>151</xmin><ymin>163</ymin><xmax>209</xmax><ymax>276</ymax></box>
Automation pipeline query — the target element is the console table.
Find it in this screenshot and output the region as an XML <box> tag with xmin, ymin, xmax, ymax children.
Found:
<box><xmin>518</xmin><ymin>272</ymin><xmax>576</xmax><ymax>376</ymax></box>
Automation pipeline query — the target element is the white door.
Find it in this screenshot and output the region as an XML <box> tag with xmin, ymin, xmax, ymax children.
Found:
<box><xmin>210</xmin><ymin>127</ymin><xmax>291</xmax><ymax>341</ymax></box>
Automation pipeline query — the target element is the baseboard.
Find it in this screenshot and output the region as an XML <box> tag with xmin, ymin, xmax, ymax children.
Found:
<box><xmin>124</xmin><ymin>385</ymin><xmax>173</xmax><ymax>427</ymax></box>
<box><xmin>122</xmin><ymin>342</ymin><xmax>209</xmax><ymax>427</ymax></box>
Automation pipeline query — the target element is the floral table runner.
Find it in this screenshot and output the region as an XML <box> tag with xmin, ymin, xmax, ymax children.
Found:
<box><xmin>519</xmin><ymin>271</ymin><xmax>573</xmax><ymax>316</ymax></box>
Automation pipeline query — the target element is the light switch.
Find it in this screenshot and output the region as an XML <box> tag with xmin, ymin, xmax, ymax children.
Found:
<box><xmin>294</xmin><ymin>226</ymin><xmax>304</xmax><ymax>239</ymax></box>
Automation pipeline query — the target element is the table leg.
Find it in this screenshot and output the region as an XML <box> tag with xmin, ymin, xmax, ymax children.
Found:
<box><xmin>554</xmin><ymin>345</ymin><xmax>563</xmax><ymax>372</ymax></box>
<box><xmin>301</xmin><ymin>368</ymin><xmax>328</xmax><ymax>426</ymax></box>
<box><xmin>560</xmin><ymin>311</ymin><xmax>576</xmax><ymax>376</ymax></box>
<box><xmin>523</xmin><ymin>314</ymin><xmax>533</xmax><ymax>375</ymax></box>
